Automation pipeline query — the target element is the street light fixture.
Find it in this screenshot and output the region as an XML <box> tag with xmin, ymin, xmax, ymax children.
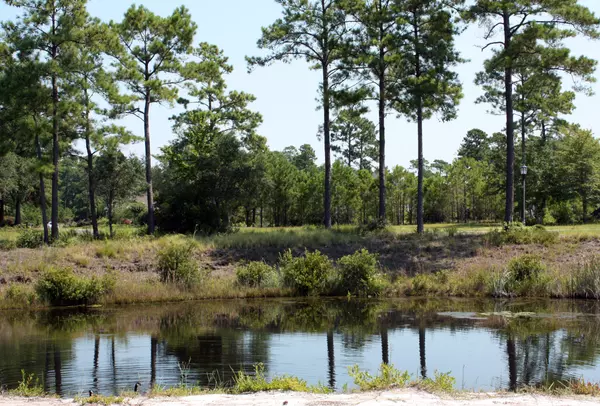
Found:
<box><xmin>521</xmin><ymin>165</ymin><xmax>528</xmax><ymax>176</ymax></box>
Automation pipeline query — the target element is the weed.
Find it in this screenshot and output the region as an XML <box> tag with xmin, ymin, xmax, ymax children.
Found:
<box><xmin>484</xmin><ymin>225</ymin><xmax>558</xmax><ymax>247</ymax></box>
<box><xmin>7</xmin><ymin>370</ymin><xmax>45</xmax><ymax>397</ymax></box>
<box><xmin>414</xmin><ymin>371</ymin><xmax>456</xmax><ymax>393</ymax></box>
<box><xmin>95</xmin><ymin>241</ymin><xmax>123</xmax><ymax>259</ymax></box>
<box><xmin>75</xmin><ymin>395</ymin><xmax>125</xmax><ymax>405</ymax></box>
<box><xmin>4</xmin><ymin>284</ymin><xmax>37</xmax><ymax>307</ymax></box>
<box><xmin>0</xmin><ymin>239</ymin><xmax>17</xmax><ymax>250</ymax></box>
<box><xmin>348</xmin><ymin>364</ymin><xmax>411</xmax><ymax>391</ymax></box>
<box><xmin>232</xmin><ymin>363</ymin><xmax>331</xmax><ymax>394</ymax></box>
<box><xmin>571</xmin><ymin>257</ymin><xmax>600</xmax><ymax>299</ymax></box>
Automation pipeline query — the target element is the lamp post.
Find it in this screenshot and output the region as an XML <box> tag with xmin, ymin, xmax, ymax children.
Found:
<box><xmin>521</xmin><ymin>165</ymin><xmax>528</xmax><ymax>225</ymax></box>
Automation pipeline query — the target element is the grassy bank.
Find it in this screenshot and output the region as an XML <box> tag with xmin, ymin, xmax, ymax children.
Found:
<box><xmin>1</xmin><ymin>224</ymin><xmax>600</xmax><ymax>309</ymax></box>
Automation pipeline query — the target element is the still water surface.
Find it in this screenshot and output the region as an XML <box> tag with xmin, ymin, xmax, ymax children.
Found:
<box><xmin>1</xmin><ymin>298</ymin><xmax>600</xmax><ymax>397</ymax></box>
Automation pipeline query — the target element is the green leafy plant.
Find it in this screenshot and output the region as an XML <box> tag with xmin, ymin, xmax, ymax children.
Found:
<box><xmin>416</xmin><ymin>371</ymin><xmax>456</xmax><ymax>393</ymax></box>
<box><xmin>35</xmin><ymin>268</ymin><xmax>115</xmax><ymax>306</ymax></box>
<box><xmin>16</xmin><ymin>229</ymin><xmax>44</xmax><ymax>249</ymax></box>
<box><xmin>157</xmin><ymin>238</ymin><xmax>200</xmax><ymax>288</ymax></box>
<box><xmin>233</xmin><ymin>363</ymin><xmax>330</xmax><ymax>394</ymax></box>
<box><xmin>337</xmin><ymin>249</ymin><xmax>381</xmax><ymax>296</ymax></box>
<box><xmin>280</xmin><ymin>249</ymin><xmax>332</xmax><ymax>295</ymax></box>
<box><xmin>236</xmin><ymin>261</ymin><xmax>277</xmax><ymax>288</ymax></box>
<box><xmin>348</xmin><ymin>364</ymin><xmax>411</xmax><ymax>391</ymax></box>
<box><xmin>8</xmin><ymin>370</ymin><xmax>45</xmax><ymax>397</ymax></box>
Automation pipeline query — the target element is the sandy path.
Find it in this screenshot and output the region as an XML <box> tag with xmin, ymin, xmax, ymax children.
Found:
<box><xmin>2</xmin><ymin>390</ymin><xmax>599</xmax><ymax>406</ymax></box>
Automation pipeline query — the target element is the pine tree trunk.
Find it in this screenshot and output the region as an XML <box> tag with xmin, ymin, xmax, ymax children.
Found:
<box><xmin>85</xmin><ymin>91</ymin><xmax>99</xmax><ymax>239</ymax></box>
<box><xmin>108</xmin><ymin>191</ymin><xmax>114</xmax><ymax>238</ymax></box>
<box><xmin>144</xmin><ymin>92</ymin><xmax>155</xmax><ymax>234</ymax></box>
<box><xmin>417</xmin><ymin>102</ymin><xmax>425</xmax><ymax>233</ymax></box>
<box><xmin>15</xmin><ymin>197</ymin><xmax>21</xmax><ymax>225</ymax></box>
<box><xmin>503</xmin><ymin>11</ymin><xmax>515</xmax><ymax>226</ymax></box>
<box><xmin>378</xmin><ymin>47</ymin><xmax>386</xmax><ymax>223</ymax></box>
<box><xmin>323</xmin><ymin>64</ymin><xmax>332</xmax><ymax>229</ymax></box>
<box><xmin>51</xmin><ymin>71</ymin><xmax>59</xmax><ymax>240</ymax></box>
<box><xmin>35</xmin><ymin>132</ymin><xmax>49</xmax><ymax>244</ymax></box>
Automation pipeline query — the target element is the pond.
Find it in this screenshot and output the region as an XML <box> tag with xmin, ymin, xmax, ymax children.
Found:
<box><xmin>1</xmin><ymin>298</ymin><xmax>600</xmax><ymax>397</ymax></box>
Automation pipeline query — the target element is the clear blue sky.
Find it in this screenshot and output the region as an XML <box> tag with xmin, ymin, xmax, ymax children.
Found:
<box><xmin>2</xmin><ymin>0</ymin><xmax>600</xmax><ymax>168</ymax></box>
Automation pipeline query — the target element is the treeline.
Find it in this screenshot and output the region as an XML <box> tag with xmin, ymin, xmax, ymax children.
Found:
<box><xmin>1</xmin><ymin>0</ymin><xmax>600</xmax><ymax>239</ymax></box>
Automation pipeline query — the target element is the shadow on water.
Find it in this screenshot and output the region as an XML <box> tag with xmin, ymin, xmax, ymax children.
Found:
<box><xmin>1</xmin><ymin>298</ymin><xmax>600</xmax><ymax>396</ymax></box>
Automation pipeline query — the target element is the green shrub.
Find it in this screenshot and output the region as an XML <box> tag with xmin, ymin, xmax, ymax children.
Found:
<box><xmin>8</xmin><ymin>371</ymin><xmax>45</xmax><ymax>397</ymax></box>
<box><xmin>337</xmin><ymin>249</ymin><xmax>381</xmax><ymax>296</ymax></box>
<box><xmin>348</xmin><ymin>364</ymin><xmax>411</xmax><ymax>391</ymax></box>
<box><xmin>233</xmin><ymin>363</ymin><xmax>330</xmax><ymax>394</ymax></box>
<box><xmin>0</xmin><ymin>239</ymin><xmax>17</xmax><ymax>250</ymax></box>
<box><xmin>4</xmin><ymin>285</ymin><xmax>36</xmax><ymax>307</ymax></box>
<box><xmin>35</xmin><ymin>268</ymin><xmax>115</xmax><ymax>306</ymax></box>
<box><xmin>483</xmin><ymin>225</ymin><xmax>558</xmax><ymax>247</ymax></box>
<box><xmin>504</xmin><ymin>255</ymin><xmax>549</xmax><ymax>296</ymax></box>
<box><xmin>508</xmin><ymin>254</ymin><xmax>545</xmax><ymax>283</ymax></box>
<box><xmin>16</xmin><ymin>229</ymin><xmax>44</xmax><ymax>249</ymax></box>
<box><xmin>281</xmin><ymin>249</ymin><xmax>332</xmax><ymax>295</ymax></box>
<box><xmin>416</xmin><ymin>371</ymin><xmax>456</xmax><ymax>393</ymax></box>
<box><xmin>157</xmin><ymin>239</ymin><xmax>200</xmax><ymax>288</ymax></box>
<box><xmin>236</xmin><ymin>262</ymin><xmax>277</xmax><ymax>288</ymax></box>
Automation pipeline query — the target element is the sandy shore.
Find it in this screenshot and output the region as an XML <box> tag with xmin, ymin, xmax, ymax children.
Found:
<box><xmin>1</xmin><ymin>390</ymin><xmax>599</xmax><ymax>406</ymax></box>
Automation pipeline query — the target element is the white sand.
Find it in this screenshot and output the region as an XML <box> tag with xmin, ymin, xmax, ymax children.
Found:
<box><xmin>2</xmin><ymin>389</ymin><xmax>600</xmax><ymax>406</ymax></box>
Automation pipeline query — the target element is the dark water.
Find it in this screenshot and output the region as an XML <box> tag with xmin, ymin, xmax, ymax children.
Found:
<box><xmin>1</xmin><ymin>298</ymin><xmax>600</xmax><ymax>397</ymax></box>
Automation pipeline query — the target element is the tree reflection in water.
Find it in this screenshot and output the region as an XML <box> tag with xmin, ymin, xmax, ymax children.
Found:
<box><xmin>1</xmin><ymin>299</ymin><xmax>600</xmax><ymax>395</ymax></box>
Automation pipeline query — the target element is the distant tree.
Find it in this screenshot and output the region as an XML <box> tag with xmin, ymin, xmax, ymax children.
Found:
<box><xmin>110</xmin><ymin>5</ymin><xmax>197</xmax><ymax>235</ymax></box>
<box><xmin>458</xmin><ymin>129</ymin><xmax>490</xmax><ymax>161</ymax></box>
<box><xmin>4</xmin><ymin>0</ymin><xmax>89</xmax><ymax>239</ymax></box>
<box><xmin>341</xmin><ymin>0</ymin><xmax>405</xmax><ymax>223</ymax></box>
<box><xmin>248</xmin><ymin>0</ymin><xmax>349</xmax><ymax>228</ymax></box>
<box><xmin>329</xmin><ymin>93</ymin><xmax>378</xmax><ymax>170</ymax></box>
<box><xmin>160</xmin><ymin>44</ymin><xmax>264</xmax><ymax>232</ymax></box>
<box><xmin>392</xmin><ymin>0</ymin><xmax>463</xmax><ymax>234</ymax></box>
<box><xmin>467</xmin><ymin>0</ymin><xmax>600</xmax><ymax>224</ymax></box>
<box><xmin>331</xmin><ymin>160</ymin><xmax>360</xmax><ymax>223</ymax></box>
<box><xmin>96</xmin><ymin>151</ymin><xmax>144</xmax><ymax>237</ymax></box>
<box><xmin>556</xmin><ymin>125</ymin><xmax>600</xmax><ymax>223</ymax></box>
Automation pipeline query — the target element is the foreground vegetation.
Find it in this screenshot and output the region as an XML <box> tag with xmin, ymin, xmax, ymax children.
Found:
<box><xmin>5</xmin><ymin>361</ymin><xmax>600</xmax><ymax>402</ymax></box>
<box><xmin>1</xmin><ymin>224</ymin><xmax>600</xmax><ymax>309</ymax></box>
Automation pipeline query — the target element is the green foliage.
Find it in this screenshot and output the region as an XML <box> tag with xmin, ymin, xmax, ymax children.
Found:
<box><xmin>337</xmin><ymin>249</ymin><xmax>381</xmax><ymax>296</ymax></box>
<box><xmin>76</xmin><ymin>395</ymin><xmax>125</xmax><ymax>405</ymax></box>
<box><xmin>4</xmin><ymin>285</ymin><xmax>36</xmax><ymax>307</ymax></box>
<box><xmin>490</xmin><ymin>255</ymin><xmax>550</xmax><ymax>297</ymax></box>
<box><xmin>157</xmin><ymin>239</ymin><xmax>201</xmax><ymax>288</ymax></box>
<box><xmin>571</xmin><ymin>257</ymin><xmax>600</xmax><ymax>300</ymax></box>
<box><xmin>280</xmin><ymin>249</ymin><xmax>333</xmax><ymax>295</ymax></box>
<box><xmin>16</xmin><ymin>229</ymin><xmax>44</xmax><ymax>249</ymax></box>
<box><xmin>233</xmin><ymin>363</ymin><xmax>331</xmax><ymax>394</ymax></box>
<box><xmin>484</xmin><ymin>225</ymin><xmax>558</xmax><ymax>246</ymax></box>
<box><xmin>0</xmin><ymin>238</ymin><xmax>17</xmax><ymax>250</ymax></box>
<box><xmin>35</xmin><ymin>268</ymin><xmax>115</xmax><ymax>306</ymax></box>
<box><xmin>508</xmin><ymin>255</ymin><xmax>545</xmax><ymax>284</ymax></box>
<box><xmin>236</xmin><ymin>262</ymin><xmax>277</xmax><ymax>288</ymax></box>
<box><xmin>95</xmin><ymin>241</ymin><xmax>123</xmax><ymax>259</ymax></box>
<box><xmin>416</xmin><ymin>371</ymin><xmax>456</xmax><ymax>393</ymax></box>
<box><xmin>8</xmin><ymin>370</ymin><xmax>45</xmax><ymax>397</ymax></box>
<box><xmin>348</xmin><ymin>364</ymin><xmax>411</xmax><ymax>391</ymax></box>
